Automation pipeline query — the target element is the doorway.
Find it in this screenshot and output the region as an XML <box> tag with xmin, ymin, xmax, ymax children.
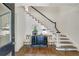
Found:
<box><xmin>0</xmin><ymin>3</ymin><xmax>15</xmax><ymax>56</ymax></box>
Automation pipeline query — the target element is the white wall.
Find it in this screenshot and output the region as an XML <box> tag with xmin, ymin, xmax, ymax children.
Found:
<box><xmin>57</xmin><ymin>6</ymin><xmax>79</xmax><ymax>50</ymax></box>
<box><xmin>15</xmin><ymin>5</ymin><xmax>26</xmax><ymax>52</ymax></box>
<box><xmin>25</xmin><ymin>14</ymin><xmax>35</xmax><ymax>35</ymax></box>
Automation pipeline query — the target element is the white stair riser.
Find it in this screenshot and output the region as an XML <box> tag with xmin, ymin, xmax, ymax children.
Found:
<box><xmin>58</xmin><ymin>44</ymin><xmax>73</xmax><ymax>46</ymax></box>
<box><xmin>56</xmin><ymin>48</ymin><xmax>77</xmax><ymax>51</ymax></box>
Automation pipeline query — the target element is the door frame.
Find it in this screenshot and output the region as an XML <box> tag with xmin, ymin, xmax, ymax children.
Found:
<box><xmin>3</xmin><ymin>3</ymin><xmax>15</xmax><ymax>56</ymax></box>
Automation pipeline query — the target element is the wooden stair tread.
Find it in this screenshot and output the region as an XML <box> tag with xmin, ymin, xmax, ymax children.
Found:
<box><xmin>60</xmin><ymin>35</ymin><xmax>67</xmax><ymax>37</ymax></box>
<box><xmin>60</xmin><ymin>38</ymin><xmax>69</xmax><ymax>40</ymax></box>
<box><xmin>59</xmin><ymin>46</ymin><xmax>77</xmax><ymax>49</ymax></box>
<box><xmin>60</xmin><ymin>42</ymin><xmax>72</xmax><ymax>44</ymax></box>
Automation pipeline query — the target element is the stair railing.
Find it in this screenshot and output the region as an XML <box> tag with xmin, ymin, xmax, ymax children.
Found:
<box><xmin>31</xmin><ymin>6</ymin><xmax>60</xmax><ymax>33</ymax></box>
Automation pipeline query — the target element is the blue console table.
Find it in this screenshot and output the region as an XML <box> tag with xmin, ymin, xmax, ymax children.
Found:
<box><xmin>31</xmin><ymin>35</ymin><xmax>47</xmax><ymax>47</ymax></box>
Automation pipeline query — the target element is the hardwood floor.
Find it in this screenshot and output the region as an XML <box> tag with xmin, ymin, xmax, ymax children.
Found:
<box><xmin>16</xmin><ymin>45</ymin><xmax>79</xmax><ymax>56</ymax></box>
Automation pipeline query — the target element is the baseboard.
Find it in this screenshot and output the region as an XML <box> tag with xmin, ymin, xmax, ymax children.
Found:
<box><xmin>15</xmin><ymin>44</ymin><xmax>24</xmax><ymax>53</ymax></box>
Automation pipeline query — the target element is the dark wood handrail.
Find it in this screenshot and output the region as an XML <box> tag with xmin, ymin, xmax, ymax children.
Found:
<box><xmin>31</xmin><ymin>6</ymin><xmax>60</xmax><ymax>33</ymax></box>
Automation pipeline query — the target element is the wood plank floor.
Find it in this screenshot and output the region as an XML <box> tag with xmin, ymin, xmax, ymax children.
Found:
<box><xmin>16</xmin><ymin>45</ymin><xmax>79</xmax><ymax>56</ymax></box>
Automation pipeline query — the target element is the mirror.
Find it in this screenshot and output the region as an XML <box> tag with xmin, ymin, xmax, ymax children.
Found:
<box><xmin>0</xmin><ymin>4</ymin><xmax>11</xmax><ymax>48</ymax></box>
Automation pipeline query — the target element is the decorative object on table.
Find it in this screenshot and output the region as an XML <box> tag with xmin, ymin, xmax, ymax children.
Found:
<box><xmin>32</xmin><ymin>25</ymin><xmax>38</xmax><ymax>35</ymax></box>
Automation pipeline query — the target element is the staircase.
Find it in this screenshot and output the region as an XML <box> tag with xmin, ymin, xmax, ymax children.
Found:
<box><xmin>25</xmin><ymin>6</ymin><xmax>78</xmax><ymax>51</ymax></box>
<box><xmin>56</xmin><ymin>34</ymin><xmax>77</xmax><ymax>51</ymax></box>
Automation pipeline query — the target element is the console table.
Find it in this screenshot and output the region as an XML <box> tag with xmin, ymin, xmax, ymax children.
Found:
<box><xmin>31</xmin><ymin>35</ymin><xmax>47</xmax><ymax>47</ymax></box>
